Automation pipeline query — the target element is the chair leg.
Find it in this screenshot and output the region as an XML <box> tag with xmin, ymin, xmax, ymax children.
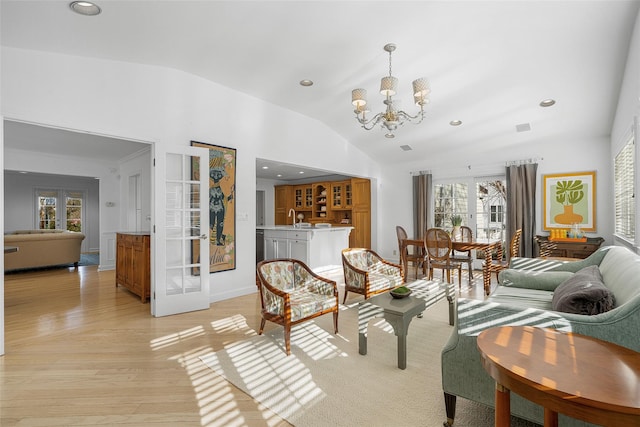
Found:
<box><xmin>333</xmin><ymin>310</ymin><xmax>339</xmax><ymax>334</ymax></box>
<box><xmin>284</xmin><ymin>323</ymin><xmax>291</xmax><ymax>355</ymax></box>
<box><xmin>443</xmin><ymin>392</ymin><xmax>457</xmax><ymax>426</ymax></box>
<box><xmin>342</xmin><ymin>290</ymin><xmax>348</xmax><ymax>304</ymax></box>
<box><xmin>259</xmin><ymin>318</ymin><xmax>266</xmax><ymax>335</ymax></box>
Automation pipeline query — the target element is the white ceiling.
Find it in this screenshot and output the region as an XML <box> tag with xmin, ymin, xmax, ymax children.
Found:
<box><xmin>2</xmin><ymin>1</ymin><xmax>639</xmax><ymax>178</ymax></box>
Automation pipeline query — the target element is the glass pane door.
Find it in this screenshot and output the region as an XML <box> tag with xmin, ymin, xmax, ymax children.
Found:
<box><xmin>65</xmin><ymin>191</ymin><xmax>83</xmax><ymax>232</ymax></box>
<box><xmin>152</xmin><ymin>146</ymin><xmax>210</xmax><ymax>317</ymax></box>
<box><xmin>37</xmin><ymin>190</ymin><xmax>58</xmax><ymax>229</ymax></box>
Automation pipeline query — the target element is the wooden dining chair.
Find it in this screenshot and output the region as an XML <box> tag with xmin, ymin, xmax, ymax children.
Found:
<box><xmin>450</xmin><ymin>225</ymin><xmax>474</xmax><ymax>284</ymax></box>
<box><xmin>396</xmin><ymin>225</ymin><xmax>426</xmax><ymax>280</ymax></box>
<box><xmin>485</xmin><ymin>228</ymin><xmax>522</xmax><ymax>280</ymax></box>
<box><xmin>534</xmin><ymin>235</ymin><xmax>557</xmax><ymax>257</ymax></box>
<box><xmin>424</xmin><ymin>228</ymin><xmax>462</xmax><ymax>287</ymax></box>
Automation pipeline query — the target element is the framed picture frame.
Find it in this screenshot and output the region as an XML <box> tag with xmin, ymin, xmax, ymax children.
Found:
<box><xmin>543</xmin><ymin>171</ymin><xmax>596</xmax><ymax>232</ymax></box>
<box><xmin>191</xmin><ymin>140</ymin><xmax>236</xmax><ymax>273</ymax></box>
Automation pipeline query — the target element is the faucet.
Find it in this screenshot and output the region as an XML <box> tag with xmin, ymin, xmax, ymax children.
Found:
<box><xmin>288</xmin><ymin>208</ymin><xmax>296</xmax><ymax>227</ymax></box>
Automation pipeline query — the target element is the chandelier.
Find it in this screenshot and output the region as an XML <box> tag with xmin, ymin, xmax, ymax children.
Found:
<box><xmin>351</xmin><ymin>43</ymin><xmax>430</xmax><ymax>139</ymax></box>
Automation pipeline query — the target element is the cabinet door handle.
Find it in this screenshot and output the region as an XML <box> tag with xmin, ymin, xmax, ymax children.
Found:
<box><xmin>200</xmin><ymin>234</ymin><xmax>207</xmax><ymax>240</ymax></box>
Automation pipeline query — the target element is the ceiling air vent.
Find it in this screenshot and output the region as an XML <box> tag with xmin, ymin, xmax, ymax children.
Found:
<box><xmin>516</xmin><ymin>123</ymin><xmax>531</xmax><ymax>133</ymax></box>
<box><xmin>400</xmin><ymin>145</ymin><xmax>413</xmax><ymax>151</ymax></box>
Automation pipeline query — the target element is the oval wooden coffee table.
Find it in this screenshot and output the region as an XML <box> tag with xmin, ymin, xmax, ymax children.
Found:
<box><xmin>477</xmin><ymin>326</ymin><xmax>640</xmax><ymax>427</ymax></box>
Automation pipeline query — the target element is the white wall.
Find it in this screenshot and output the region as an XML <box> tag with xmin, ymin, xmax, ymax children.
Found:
<box><xmin>1</xmin><ymin>47</ymin><xmax>381</xmax><ymax>304</ymax></box>
<box><xmin>375</xmin><ymin>133</ymin><xmax>614</xmax><ymax>261</ymax></box>
<box><xmin>4</xmin><ymin>170</ymin><xmax>100</xmax><ymax>252</ymax></box>
<box><xmin>118</xmin><ymin>149</ymin><xmax>152</xmax><ymax>233</ymax></box>
<box><xmin>611</xmin><ymin>9</ymin><xmax>640</xmax><ymax>250</ymax></box>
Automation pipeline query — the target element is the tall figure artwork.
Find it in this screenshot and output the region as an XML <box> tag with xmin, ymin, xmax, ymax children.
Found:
<box><xmin>191</xmin><ymin>141</ymin><xmax>237</xmax><ymax>273</ymax></box>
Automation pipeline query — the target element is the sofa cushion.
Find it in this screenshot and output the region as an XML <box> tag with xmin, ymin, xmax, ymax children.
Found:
<box><xmin>499</xmin><ymin>269</ymin><xmax>574</xmax><ymax>291</ymax></box>
<box><xmin>488</xmin><ymin>286</ymin><xmax>554</xmax><ymax>310</ymax></box>
<box><xmin>551</xmin><ymin>265</ymin><xmax>615</xmax><ymax>315</ymax></box>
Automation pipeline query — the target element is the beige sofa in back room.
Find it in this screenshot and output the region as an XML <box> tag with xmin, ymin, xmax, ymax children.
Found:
<box><xmin>4</xmin><ymin>229</ymin><xmax>86</xmax><ymax>271</ymax></box>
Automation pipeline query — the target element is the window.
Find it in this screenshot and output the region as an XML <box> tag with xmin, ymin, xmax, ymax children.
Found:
<box><xmin>614</xmin><ymin>134</ymin><xmax>635</xmax><ymax>241</ymax></box>
<box><xmin>433</xmin><ymin>182</ymin><xmax>468</xmax><ymax>227</ymax></box>
<box><xmin>490</xmin><ymin>205</ymin><xmax>504</xmax><ymax>223</ymax></box>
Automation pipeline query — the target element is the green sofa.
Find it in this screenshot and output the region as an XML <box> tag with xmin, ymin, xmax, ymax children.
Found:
<box><xmin>441</xmin><ymin>246</ymin><xmax>640</xmax><ymax>426</ymax></box>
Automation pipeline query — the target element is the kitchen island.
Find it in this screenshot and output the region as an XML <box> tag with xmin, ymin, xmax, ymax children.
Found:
<box><xmin>257</xmin><ymin>225</ymin><xmax>353</xmax><ymax>269</ymax></box>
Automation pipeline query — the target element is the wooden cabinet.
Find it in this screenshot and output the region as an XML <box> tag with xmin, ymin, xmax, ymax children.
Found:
<box><xmin>274</xmin><ymin>185</ymin><xmax>293</xmax><ymax>225</ymax></box>
<box><xmin>330</xmin><ymin>180</ymin><xmax>352</xmax><ymax>209</ymax></box>
<box><xmin>116</xmin><ymin>233</ymin><xmax>150</xmax><ymax>302</ymax></box>
<box><xmin>293</xmin><ymin>184</ymin><xmax>313</xmax><ymax>210</ymax></box>
<box><xmin>536</xmin><ymin>235</ymin><xmax>604</xmax><ymax>259</ymax></box>
<box><xmin>274</xmin><ymin>177</ymin><xmax>370</xmax><ymax>248</ymax></box>
<box><xmin>350</xmin><ymin>178</ymin><xmax>371</xmax><ymax>248</ymax></box>
<box><xmin>313</xmin><ymin>183</ymin><xmax>329</xmax><ymax>220</ymax></box>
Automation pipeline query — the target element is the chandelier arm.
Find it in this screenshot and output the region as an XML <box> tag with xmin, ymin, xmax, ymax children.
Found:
<box><xmin>396</xmin><ymin>110</ymin><xmax>425</xmax><ymax>124</ymax></box>
<box><xmin>355</xmin><ymin>113</ymin><xmax>385</xmax><ymax>130</ymax></box>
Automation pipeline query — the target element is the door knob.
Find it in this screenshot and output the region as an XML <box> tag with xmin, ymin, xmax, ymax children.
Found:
<box><xmin>200</xmin><ymin>234</ymin><xmax>207</xmax><ymax>240</ymax></box>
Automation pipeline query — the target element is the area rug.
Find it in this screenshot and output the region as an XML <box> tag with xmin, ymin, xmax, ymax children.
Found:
<box><xmin>200</xmin><ymin>299</ymin><xmax>540</xmax><ymax>427</ymax></box>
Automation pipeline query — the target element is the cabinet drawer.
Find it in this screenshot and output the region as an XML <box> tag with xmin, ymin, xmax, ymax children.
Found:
<box><xmin>264</xmin><ymin>230</ymin><xmax>288</xmax><ymax>239</ymax></box>
<box><xmin>287</xmin><ymin>231</ymin><xmax>309</xmax><ymax>240</ymax></box>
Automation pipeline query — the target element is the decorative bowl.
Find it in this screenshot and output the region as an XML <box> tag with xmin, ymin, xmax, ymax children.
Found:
<box><xmin>390</xmin><ymin>287</ymin><xmax>412</xmax><ymax>299</ymax></box>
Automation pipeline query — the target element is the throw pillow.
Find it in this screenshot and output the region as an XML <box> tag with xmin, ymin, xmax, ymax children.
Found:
<box><xmin>499</xmin><ymin>269</ymin><xmax>574</xmax><ymax>291</ymax></box>
<box><xmin>551</xmin><ymin>265</ymin><xmax>615</xmax><ymax>315</ymax></box>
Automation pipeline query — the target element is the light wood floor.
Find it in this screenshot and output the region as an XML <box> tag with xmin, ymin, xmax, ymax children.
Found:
<box><xmin>1</xmin><ymin>264</ymin><xmax>493</xmax><ymax>426</ymax></box>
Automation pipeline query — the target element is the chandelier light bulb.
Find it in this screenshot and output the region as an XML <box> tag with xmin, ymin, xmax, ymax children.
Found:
<box><xmin>351</xmin><ymin>88</ymin><xmax>368</xmax><ymax>107</ymax></box>
<box><xmin>380</xmin><ymin>76</ymin><xmax>398</xmax><ymax>97</ymax></box>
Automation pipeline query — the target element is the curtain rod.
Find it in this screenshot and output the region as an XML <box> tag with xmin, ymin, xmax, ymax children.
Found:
<box><xmin>505</xmin><ymin>157</ymin><xmax>543</xmax><ymax>166</ymax></box>
<box><xmin>409</xmin><ymin>170</ymin><xmax>432</xmax><ymax>176</ymax></box>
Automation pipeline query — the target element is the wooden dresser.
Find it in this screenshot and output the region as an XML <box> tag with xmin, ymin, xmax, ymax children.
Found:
<box><xmin>536</xmin><ymin>235</ymin><xmax>605</xmax><ymax>259</ymax></box>
<box><xmin>116</xmin><ymin>232</ymin><xmax>150</xmax><ymax>302</ymax></box>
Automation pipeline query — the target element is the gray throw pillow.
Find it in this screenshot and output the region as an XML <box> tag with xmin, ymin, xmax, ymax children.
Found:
<box><xmin>551</xmin><ymin>265</ymin><xmax>615</xmax><ymax>315</ymax></box>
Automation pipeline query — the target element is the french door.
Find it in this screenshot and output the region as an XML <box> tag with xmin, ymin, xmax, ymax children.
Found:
<box><xmin>36</xmin><ymin>189</ymin><xmax>86</xmax><ymax>251</ymax></box>
<box><xmin>152</xmin><ymin>145</ymin><xmax>210</xmax><ymax>317</ymax></box>
<box><xmin>36</xmin><ymin>189</ymin><xmax>85</xmax><ymax>231</ymax></box>
<box><xmin>433</xmin><ymin>176</ymin><xmax>506</xmax><ymax>266</ymax></box>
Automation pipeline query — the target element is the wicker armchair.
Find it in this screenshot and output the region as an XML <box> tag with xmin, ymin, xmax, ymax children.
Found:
<box><xmin>256</xmin><ymin>258</ymin><xmax>339</xmax><ymax>355</ymax></box>
<box><xmin>341</xmin><ymin>248</ymin><xmax>404</xmax><ymax>303</ymax></box>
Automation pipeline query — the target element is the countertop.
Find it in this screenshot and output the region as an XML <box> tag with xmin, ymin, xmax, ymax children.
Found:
<box><xmin>257</xmin><ymin>225</ymin><xmax>353</xmax><ymax>232</ymax></box>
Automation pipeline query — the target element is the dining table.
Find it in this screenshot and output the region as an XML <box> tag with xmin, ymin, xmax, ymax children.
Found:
<box><xmin>401</xmin><ymin>236</ymin><xmax>501</xmax><ymax>295</ymax></box>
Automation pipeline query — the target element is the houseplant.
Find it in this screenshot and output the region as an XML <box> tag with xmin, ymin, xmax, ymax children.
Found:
<box><xmin>451</xmin><ymin>215</ymin><xmax>463</xmax><ymax>239</ymax></box>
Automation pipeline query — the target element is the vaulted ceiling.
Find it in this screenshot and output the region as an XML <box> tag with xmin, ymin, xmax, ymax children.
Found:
<box><xmin>2</xmin><ymin>1</ymin><xmax>639</xmax><ymax>176</ymax></box>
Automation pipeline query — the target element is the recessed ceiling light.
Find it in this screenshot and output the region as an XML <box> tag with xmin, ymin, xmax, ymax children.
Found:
<box><xmin>262</xmin><ymin>166</ymin><xmax>269</xmax><ymax>169</ymax></box>
<box><xmin>300</xmin><ymin>80</ymin><xmax>314</xmax><ymax>87</ymax></box>
<box><xmin>299</xmin><ymin>171</ymin><xmax>305</xmax><ymax>174</ymax></box>
<box><xmin>449</xmin><ymin>120</ymin><xmax>462</xmax><ymax>126</ymax></box>
<box><xmin>540</xmin><ymin>99</ymin><xmax>556</xmax><ymax>107</ymax></box>
<box><xmin>277</xmin><ymin>174</ymin><xmax>282</xmax><ymax>177</ymax></box>
<box><xmin>69</xmin><ymin>1</ymin><xmax>101</xmax><ymax>16</ymax></box>
<box><xmin>385</xmin><ymin>133</ymin><xmax>395</xmax><ymax>139</ymax></box>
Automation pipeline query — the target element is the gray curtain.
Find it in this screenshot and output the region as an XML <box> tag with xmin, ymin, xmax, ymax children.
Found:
<box><xmin>506</xmin><ymin>163</ymin><xmax>537</xmax><ymax>257</ymax></box>
<box><xmin>413</xmin><ymin>173</ymin><xmax>432</xmax><ymax>240</ymax></box>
